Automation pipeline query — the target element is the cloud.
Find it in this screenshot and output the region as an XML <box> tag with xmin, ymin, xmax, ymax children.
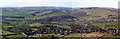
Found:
<box><xmin>0</xmin><ymin>0</ymin><xmax>119</xmax><ymax>8</ymax></box>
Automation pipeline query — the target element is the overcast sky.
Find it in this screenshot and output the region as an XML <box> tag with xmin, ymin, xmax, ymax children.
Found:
<box><xmin>0</xmin><ymin>0</ymin><xmax>119</xmax><ymax>8</ymax></box>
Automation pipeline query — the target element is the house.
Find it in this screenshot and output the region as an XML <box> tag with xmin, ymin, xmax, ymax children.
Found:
<box><xmin>21</xmin><ymin>33</ymin><xmax>27</xmax><ymax>37</ymax></box>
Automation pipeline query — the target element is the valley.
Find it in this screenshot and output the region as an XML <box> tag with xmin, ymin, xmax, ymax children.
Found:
<box><xmin>1</xmin><ymin>7</ymin><xmax>120</xmax><ymax>39</ymax></box>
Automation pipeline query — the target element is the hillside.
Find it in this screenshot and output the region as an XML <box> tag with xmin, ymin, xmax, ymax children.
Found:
<box><xmin>1</xmin><ymin>7</ymin><xmax>119</xmax><ymax>38</ymax></box>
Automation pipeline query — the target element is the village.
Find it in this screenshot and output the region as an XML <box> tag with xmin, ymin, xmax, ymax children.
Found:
<box><xmin>2</xmin><ymin>15</ymin><xmax>120</xmax><ymax>38</ymax></box>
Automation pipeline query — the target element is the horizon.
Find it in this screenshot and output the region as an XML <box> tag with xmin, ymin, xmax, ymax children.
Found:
<box><xmin>1</xmin><ymin>6</ymin><xmax>118</xmax><ymax>9</ymax></box>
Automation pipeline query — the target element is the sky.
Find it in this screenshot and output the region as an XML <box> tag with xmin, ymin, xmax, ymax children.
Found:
<box><xmin>0</xmin><ymin>0</ymin><xmax>119</xmax><ymax>8</ymax></box>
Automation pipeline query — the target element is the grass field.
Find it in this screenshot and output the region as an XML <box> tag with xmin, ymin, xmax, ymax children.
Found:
<box><xmin>26</xmin><ymin>13</ymin><xmax>66</xmax><ymax>20</ymax></box>
<box><xmin>3</xmin><ymin>26</ymin><xmax>14</xmax><ymax>28</ymax></box>
<box><xmin>29</xmin><ymin>23</ymin><xmax>43</xmax><ymax>27</ymax></box>
<box><xmin>2</xmin><ymin>11</ymin><xmax>35</xmax><ymax>17</ymax></box>
<box><xmin>80</xmin><ymin>9</ymin><xmax>117</xmax><ymax>17</ymax></box>
<box><xmin>92</xmin><ymin>22</ymin><xmax>118</xmax><ymax>29</ymax></box>
<box><xmin>6</xmin><ymin>35</ymin><xmax>24</xmax><ymax>37</ymax></box>
<box><xmin>2</xmin><ymin>31</ymin><xmax>15</xmax><ymax>35</ymax></box>
<box><xmin>53</xmin><ymin>24</ymin><xmax>71</xmax><ymax>28</ymax></box>
<box><xmin>32</xmin><ymin>28</ymin><xmax>38</xmax><ymax>31</ymax></box>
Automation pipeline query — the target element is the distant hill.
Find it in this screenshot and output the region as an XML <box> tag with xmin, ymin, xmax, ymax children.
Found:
<box><xmin>2</xmin><ymin>7</ymin><xmax>118</xmax><ymax>22</ymax></box>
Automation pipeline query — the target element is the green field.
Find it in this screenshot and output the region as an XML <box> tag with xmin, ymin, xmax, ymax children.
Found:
<box><xmin>29</xmin><ymin>23</ymin><xmax>43</xmax><ymax>27</ymax></box>
<box><xmin>53</xmin><ymin>24</ymin><xmax>71</xmax><ymax>28</ymax></box>
<box><xmin>80</xmin><ymin>9</ymin><xmax>117</xmax><ymax>17</ymax></box>
<box><xmin>6</xmin><ymin>35</ymin><xmax>24</xmax><ymax>37</ymax></box>
<box><xmin>3</xmin><ymin>26</ymin><xmax>14</xmax><ymax>28</ymax></box>
<box><xmin>2</xmin><ymin>12</ymin><xmax>34</xmax><ymax>17</ymax></box>
<box><xmin>92</xmin><ymin>22</ymin><xmax>118</xmax><ymax>29</ymax></box>
<box><xmin>26</xmin><ymin>13</ymin><xmax>66</xmax><ymax>20</ymax></box>
<box><xmin>2</xmin><ymin>31</ymin><xmax>15</xmax><ymax>35</ymax></box>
